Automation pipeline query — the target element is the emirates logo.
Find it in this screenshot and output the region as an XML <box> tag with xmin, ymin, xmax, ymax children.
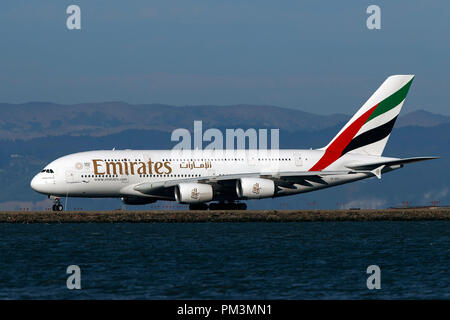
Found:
<box><xmin>252</xmin><ymin>183</ymin><xmax>261</xmax><ymax>194</ymax></box>
<box><xmin>191</xmin><ymin>188</ymin><xmax>200</xmax><ymax>199</ymax></box>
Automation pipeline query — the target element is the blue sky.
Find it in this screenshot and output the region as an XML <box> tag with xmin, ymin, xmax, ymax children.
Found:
<box><xmin>0</xmin><ymin>1</ymin><xmax>449</xmax><ymax>115</ymax></box>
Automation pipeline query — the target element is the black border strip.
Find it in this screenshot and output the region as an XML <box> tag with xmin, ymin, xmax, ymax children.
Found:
<box><xmin>342</xmin><ymin>116</ymin><xmax>398</xmax><ymax>156</ymax></box>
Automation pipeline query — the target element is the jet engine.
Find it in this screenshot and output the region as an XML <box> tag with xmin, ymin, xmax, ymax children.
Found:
<box><xmin>236</xmin><ymin>178</ymin><xmax>275</xmax><ymax>199</ymax></box>
<box><xmin>174</xmin><ymin>183</ymin><xmax>213</xmax><ymax>203</ymax></box>
<box><xmin>121</xmin><ymin>196</ymin><xmax>158</xmax><ymax>205</ymax></box>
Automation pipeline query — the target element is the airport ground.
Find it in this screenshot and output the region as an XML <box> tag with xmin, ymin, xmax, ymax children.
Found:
<box><xmin>0</xmin><ymin>207</ymin><xmax>449</xmax><ymax>223</ymax></box>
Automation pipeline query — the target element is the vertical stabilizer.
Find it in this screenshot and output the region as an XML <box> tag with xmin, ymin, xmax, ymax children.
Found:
<box><xmin>311</xmin><ymin>75</ymin><xmax>414</xmax><ymax>171</ymax></box>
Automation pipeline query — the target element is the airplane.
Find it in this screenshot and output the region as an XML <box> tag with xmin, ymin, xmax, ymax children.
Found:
<box><xmin>31</xmin><ymin>75</ymin><xmax>437</xmax><ymax>211</ymax></box>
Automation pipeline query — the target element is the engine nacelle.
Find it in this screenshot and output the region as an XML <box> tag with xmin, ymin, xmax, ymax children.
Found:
<box><xmin>236</xmin><ymin>178</ymin><xmax>275</xmax><ymax>199</ymax></box>
<box><xmin>175</xmin><ymin>183</ymin><xmax>213</xmax><ymax>204</ymax></box>
<box><xmin>121</xmin><ymin>196</ymin><xmax>157</xmax><ymax>205</ymax></box>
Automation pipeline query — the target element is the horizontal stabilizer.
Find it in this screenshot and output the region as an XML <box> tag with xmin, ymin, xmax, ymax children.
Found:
<box><xmin>345</xmin><ymin>156</ymin><xmax>438</xmax><ymax>171</ymax></box>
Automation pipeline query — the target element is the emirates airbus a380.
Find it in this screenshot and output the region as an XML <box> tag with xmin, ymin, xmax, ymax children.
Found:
<box><xmin>31</xmin><ymin>75</ymin><xmax>436</xmax><ymax>211</ymax></box>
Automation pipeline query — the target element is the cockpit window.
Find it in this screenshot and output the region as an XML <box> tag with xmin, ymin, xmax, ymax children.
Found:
<box><xmin>41</xmin><ymin>169</ymin><xmax>54</xmax><ymax>173</ymax></box>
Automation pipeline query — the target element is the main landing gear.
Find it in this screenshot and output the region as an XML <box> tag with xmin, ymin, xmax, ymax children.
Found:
<box><xmin>189</xmin><ymin>202</ymin><xmax>247</xmax><ymax>210</ymax></box>
<box><xmin>51</xmin><ymin>198</ymin><xmax>64</xmax><ymax>211</ymax></box>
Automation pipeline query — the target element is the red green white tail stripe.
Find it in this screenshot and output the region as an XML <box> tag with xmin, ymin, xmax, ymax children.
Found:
<box><xmin>310</xmin><ymin>75</ymin><xmax>414</xmax><ymax>171</ymax></box>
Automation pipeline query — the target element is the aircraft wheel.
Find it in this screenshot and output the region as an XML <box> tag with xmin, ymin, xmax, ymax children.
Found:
<box><xmin>52</xmin><ymin>205</ymin><xmax>57</xmax><ymax>211</ymax></box>
<box><xmin>56</xmin><ymin>204</ymin><xmax>64</xmax><ymax>211</ymax></box>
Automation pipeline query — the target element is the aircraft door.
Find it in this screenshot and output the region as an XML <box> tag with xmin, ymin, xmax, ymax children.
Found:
<box><xmin>247</xmin><ymin>150</ymin><xmax>257</xmax><ymax>166</ymax></box>
<box><xmin>207</xmin><ymin>168</ymin><xmax>216</xmax><ymax>177</ymax></box>
<box><xmin>293</xmin><ymin>152</ymin><xmax>303</xmax><ymax>166</ymax></box>
<box><xmin>65</xmin><ymin>170</ymin><xmax>82</xmax><ymax>183</ymax></box>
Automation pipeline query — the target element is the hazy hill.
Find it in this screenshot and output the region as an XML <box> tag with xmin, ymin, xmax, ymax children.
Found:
<box><xmin>3</xmin><ymin>102</ymin><xmax>449</xmax><ymax>141</ymax></box>
<box><xmin>0</xmin><ymin>102</ymin><xmax>349</xmax><ymax>140</ymax></box>
<box><xmin>396</xmin><ymin>110</ymin><xmax>450</xmax><ymax>128</ymax></box>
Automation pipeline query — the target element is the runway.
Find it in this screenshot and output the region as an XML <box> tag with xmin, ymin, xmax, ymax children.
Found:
<box><xmin>0</xmin><ymin>207</ymin><xmax>449</xmax><ymax>223</ymax></box>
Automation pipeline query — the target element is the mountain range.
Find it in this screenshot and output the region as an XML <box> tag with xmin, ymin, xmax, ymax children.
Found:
<box><xmin>1</xmin><ymin>102</ymin><xmax>449</xmax><ymax>140</ymax></box>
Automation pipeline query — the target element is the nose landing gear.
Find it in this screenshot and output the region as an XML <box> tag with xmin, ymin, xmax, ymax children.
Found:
<box><xmin>51</xmin><ymin>198</ymin><xmax>64</xmax><ymax>211</ymax></box>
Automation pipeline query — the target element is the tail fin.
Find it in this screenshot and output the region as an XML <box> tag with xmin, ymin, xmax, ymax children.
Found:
<box><xmin>311</xmin><ymin>75</ymin><xmax>414</xmax><ymax>171</ymax></box>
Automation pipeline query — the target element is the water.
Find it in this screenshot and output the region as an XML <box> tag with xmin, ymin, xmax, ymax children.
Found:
<box><xmin>0</xmin><ymin>222</ymin><xmax>449</xmax><ymax>299</ymax></box>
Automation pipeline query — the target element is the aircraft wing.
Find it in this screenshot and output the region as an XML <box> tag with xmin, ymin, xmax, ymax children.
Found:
<box><xmin>133</xmin><ymin>170</ymin><xmax>353</xmax><ymax>194</ymax></box>
<box><xmin>345</xmin><ymin>156</ymin><xmax>438</xmax><ymax>171</ymax></box>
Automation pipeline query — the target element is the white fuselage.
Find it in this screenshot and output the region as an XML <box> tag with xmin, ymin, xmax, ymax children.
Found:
<box><xmin>30</xmin><ymin>149</ymin><xmax>398</xmax><ymax>202</ymax></box>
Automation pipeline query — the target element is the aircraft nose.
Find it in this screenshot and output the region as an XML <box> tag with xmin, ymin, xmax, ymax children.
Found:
<box><xmin>30</xmin><ymin>175</ymin><xmax>45</xmax><ymax>193</ymax></box>
<box><xmin>30</xmin><ymin>175</ymin><xmax>38</xmax><ymax>191</ymax></box>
